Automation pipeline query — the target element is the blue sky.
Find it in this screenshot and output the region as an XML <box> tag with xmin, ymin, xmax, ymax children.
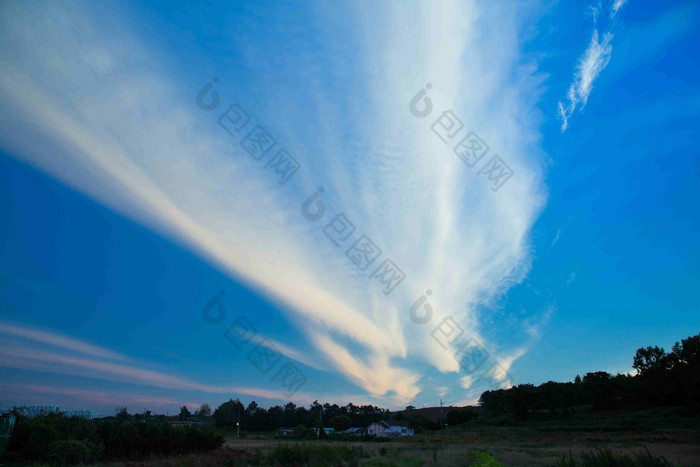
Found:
<box><xmin>0</xmin><ymin>0</ymin><xmax>698</xmax><ymax>415</ymax></box>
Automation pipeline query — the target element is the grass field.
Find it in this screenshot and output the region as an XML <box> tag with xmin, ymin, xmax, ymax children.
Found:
<box><xmin>97</xmin><ymin>429</ymin><xmax>700</xmax><ymax>465</ymax></box>
<box><xmin>93</xmin><ymin>407</ymin><xmax>700</xmax><ymax>466</ymax></box>
<box><xmin>97</xmin><ymin>434</ymin><xmax>700</xmax><ymax>466</ymax></box>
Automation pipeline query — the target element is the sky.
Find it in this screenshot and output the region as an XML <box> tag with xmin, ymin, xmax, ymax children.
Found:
<box><xmin>0</xmin><ymin>0</ymin><xmax>698</xmax><ymax>416</ymax></box>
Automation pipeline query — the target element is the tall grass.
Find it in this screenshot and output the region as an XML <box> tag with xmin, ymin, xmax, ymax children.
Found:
<box><xmin>557</xmin><ymin>447</ymin><xmax>681</xmax><ymax>466</ymax></box>
<box><xmin>263</xmin><ymin>443</ymin><xmax>366</xmax><ymax>466</ymax></box>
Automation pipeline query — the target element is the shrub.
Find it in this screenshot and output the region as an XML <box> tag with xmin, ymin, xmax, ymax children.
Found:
<box><xmin>471</xmin><ymin>450</ymin><xmax>504</xmax><ymax>467</ymax></box>
<box><xmin>47</xmin><ymin>439</ymin><xmax>102</xmax><ymax>466</ymax></box>
<box><xmin>446</xmin><ymin>408</ymin><xmax>477</xmax><ymax>426</ymax></box>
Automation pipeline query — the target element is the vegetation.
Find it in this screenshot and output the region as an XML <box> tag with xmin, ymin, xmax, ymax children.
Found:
<box><xmin>470</xmin><ymin>450</ymin><xmax>505</xmax><ymax>467</ymax></box>
<box><xmin>478</xmin><ymin>332</ymin><xmax>700</xmax><ymax>421</ymax></box>
<box><xmin>263</xmin><ymin>443</ymin><xmax>365</xmax><ymax>466</ymax></box>
<box><xmin>556</xmin><ymin>448</ymin><xmax>681</xmax><ymax>466</ymax></box>
<box><xmin>213</xmin><ymin>398</ymin><xmax>390</xmax><ymax>431</ymax></box>
<box><xmin>446</xmin><ymin>407</ymin><xmax>477</xmax><ymax>426</ymax></box>
<box><xmin>4</xmin><ymin>411</ymin><xmax>223</xmax><ymax>464</ymax></box>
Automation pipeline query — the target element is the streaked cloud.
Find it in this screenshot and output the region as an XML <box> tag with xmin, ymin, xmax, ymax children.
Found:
<box><xmin>0</xmin><ymin>323</ymin><xmax>128</xmax><ymax>361</ymax></box>
<box><xmin>0</xmin><ymin>0</ymin><xmax>548</xmax><ymax>404</ymax></box>
<box><xmin>0</xmin><ymin>326</ymin><xmax>381</xmax><ymax>408</ymax></box>
<box><xmin>611</xmin><ymin>0</ymin><xmax>629</xmax><ymax>18</ymax></box>
<box><xmin>558</xmin><ymin>1</ymin><xmax>629</xmax><ymax>131</ymax></box>
<box><xmin>0</xmin><ymin>344</ymin><xmax>316</xmax><ymax>404</ymax></box>
<box><xmin>0</xmin><ymin>383</ymin><xmax>198</xmax><ymax>410</ymax></box>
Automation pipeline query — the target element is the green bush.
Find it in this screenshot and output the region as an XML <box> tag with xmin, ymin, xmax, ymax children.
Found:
<box><xmin>47</xmin><ymin>439</ymin><xmax>102</xmax><ymax>465</ymax></box>
<box><xmin>470</xmin><ymin>450</ymin><xmax>504</xmax><ymax>467</ymax></box>
<box><xmin>446</xmin><ymin>408</ymin><xmax>477</xmax><ymax>426</ymax></box>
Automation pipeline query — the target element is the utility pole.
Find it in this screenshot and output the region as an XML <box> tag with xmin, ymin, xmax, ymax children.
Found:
<box><xmin>236</xmin><ymin>394</ymin><xmax>240</xmax><ymax>439</ymax></box>
<box><xmin>440</xmin><ymin>399</ymin><xmax>444</xmax><ymax>427</ymax></box>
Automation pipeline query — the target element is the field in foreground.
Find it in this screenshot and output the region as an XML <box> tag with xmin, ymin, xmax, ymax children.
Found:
<box><xmin>95</xmin><ymin>425</ymin><xmax>700</xmax><ymax>467</ymax></box>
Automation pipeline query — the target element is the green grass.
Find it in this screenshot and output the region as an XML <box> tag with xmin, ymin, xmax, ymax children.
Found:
<box><xmin>361</xmin><ymin>460</ymin><xmax>423</xmax><ymax>467</ymax></box>
<box><xmin>470</xmin><ymin>450</ymin><xmax>505</xmax><ymax>467</ymax></box>
<box><xmin>262</xmin><ymin>443</ymin><xmax>366</xmax><ymax>466</ymax></box>
<box><xmin>556</xmin><ymin>447</ymin><xmax>682</xmax><ymax>466</ymax></box>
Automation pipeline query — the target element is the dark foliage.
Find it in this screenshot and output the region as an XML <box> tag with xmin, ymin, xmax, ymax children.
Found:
<box><xmin>213</xmin><ymin>398</ymin><xmax>390</xmax><ymax>432</ymax></box>
<box><xmin>479</xmin><ymin>332</ymin><xmax>700</xmax><ymax>420</ymax></box>
<box><xmin>446</xmin><ymin>407</ymin><xmax>477</xmax><ymax>426</ymax></box>
<box><xmin>5</xmin><ymin>412</ymin><xmax>223</xmax><ymax>464</ymax></box>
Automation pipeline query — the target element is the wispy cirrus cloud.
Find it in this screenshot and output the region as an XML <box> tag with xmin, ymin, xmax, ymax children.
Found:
<box><xmin>0</xmin><ymin>344</ymin><xmax>317</xmax><ymax>404</ymax></box>
<box><xmin>0</xmin><ymin>323</ymin><xmax>381</xmax><ymax>408</ymax></box>
<box><xmin>558</xmin><ymin>0</ymin><xmax>629</xmax><ymax>131</ymax></box>
<box><xmin>0</xmin><ymin>323</ymin><xmax>128</xmax><ymax>361</ymax></box>
<box><xmin>0</xmin><ymin>0</ymin><xmax>547</xmax><ymax>405</ymax></box>
<box><xmin>0</xmin><ymin>383</ymin><xmax>198</xmax><ymax>411</ymax></box>
<box><xmin>611</xmin><ymin>0</ymin><xmax>629</xmax><ymax>18</ymax></box>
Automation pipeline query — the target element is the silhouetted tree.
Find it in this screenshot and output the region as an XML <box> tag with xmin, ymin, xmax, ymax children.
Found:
<box><xmin>213</xmin><ymin>399</ymin><xmax>243</xmax><ymax>427</ymax></box>
<box><xmin>633</xmin><ymin>346</ymin><xmax>668</xmax><ymax>376</ymax></box>
<box><xmin>329</xmin><ymin>414</ymin><xmax>352</xmax><ymax>431</ymax></box>
<box><xmin>195</xmin><ymin>404</ymin><xmax>211</xmax><ymax>417</ymax></box>
<box><xmin>115</xmin><ymin>407</ymin><xmax>129</xmax><ymax>423</ymax></box>
<box><xmin>179</xmin><ymin>406</ymin><xmax>192</xmax><ymax>421</ymax></box>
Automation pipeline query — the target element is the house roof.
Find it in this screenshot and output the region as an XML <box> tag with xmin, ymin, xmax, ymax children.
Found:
<box><xmin>341</xmin><ymin>427</ymin><xmax>365</xmax><ymax>433</ymax></box>
<box><xmin>377</xmin><ymin>419</ymin><xmax>412</xmax><ymax>428</ymax></box>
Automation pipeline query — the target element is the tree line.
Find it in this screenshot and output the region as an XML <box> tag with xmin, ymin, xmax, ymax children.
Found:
<box><xmin>210</xmin><ymin>399</ymin><xmax>389</xmax><ymax>431</ymax></box>
<box><xmin>478</xmin><ymin>332</ymin><xmax>700</xmax><ymax>420</ymax></box>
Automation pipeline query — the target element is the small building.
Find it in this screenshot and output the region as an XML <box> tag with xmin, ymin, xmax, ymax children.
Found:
<box><xmin>367</xmin><ymin>420</ymin><xmax>414</xmax><ymax>437</ymax></box>
<box><xmin>275</xmin><ymin>427</ymin><xmax>296</xmax><ymax>437</ymax></box>
<box><xmin>339</xmin><ymin>427</ymin><xmax>366</xmax><ymax>435</ymax></box>
<box><xmin>167</xmin><ymin>420</ymin><xmax>209</xmax><ymax>428</ymax></box>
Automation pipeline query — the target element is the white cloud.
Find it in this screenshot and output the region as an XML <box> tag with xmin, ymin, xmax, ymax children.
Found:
<box><xmin>558</xmin><ymin>1</ymin><xmax>629</xmax><ymax>131</ymax></box>
<box><xmin>611</xmin><ymin>0</ymin><xmax>628</xmax><ymax>18</ymax></box>
<box><xmin>523</xmin><ymin>305</ymin><xmax>554</xmax><ymax>339</ymax></box>
<box><xmin>0</xmin><ymin>1</ymin><xmax>548</xmax><ymax>403</ymax></box>
<box><xmin>460</xmin><ymin>375</ymin><xmax>474</xmax><ymax>390</ymax></box>
<box><xmin>559</xmin><ymin>30</ymin><xmax>613</xmax><ymax>131</ymax></box>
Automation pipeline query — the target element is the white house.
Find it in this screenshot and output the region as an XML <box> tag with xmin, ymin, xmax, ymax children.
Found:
<box><xmin>367</xmin><ymin>420</ymin><xmax>414</xmax><ymax>437</ymax></box>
